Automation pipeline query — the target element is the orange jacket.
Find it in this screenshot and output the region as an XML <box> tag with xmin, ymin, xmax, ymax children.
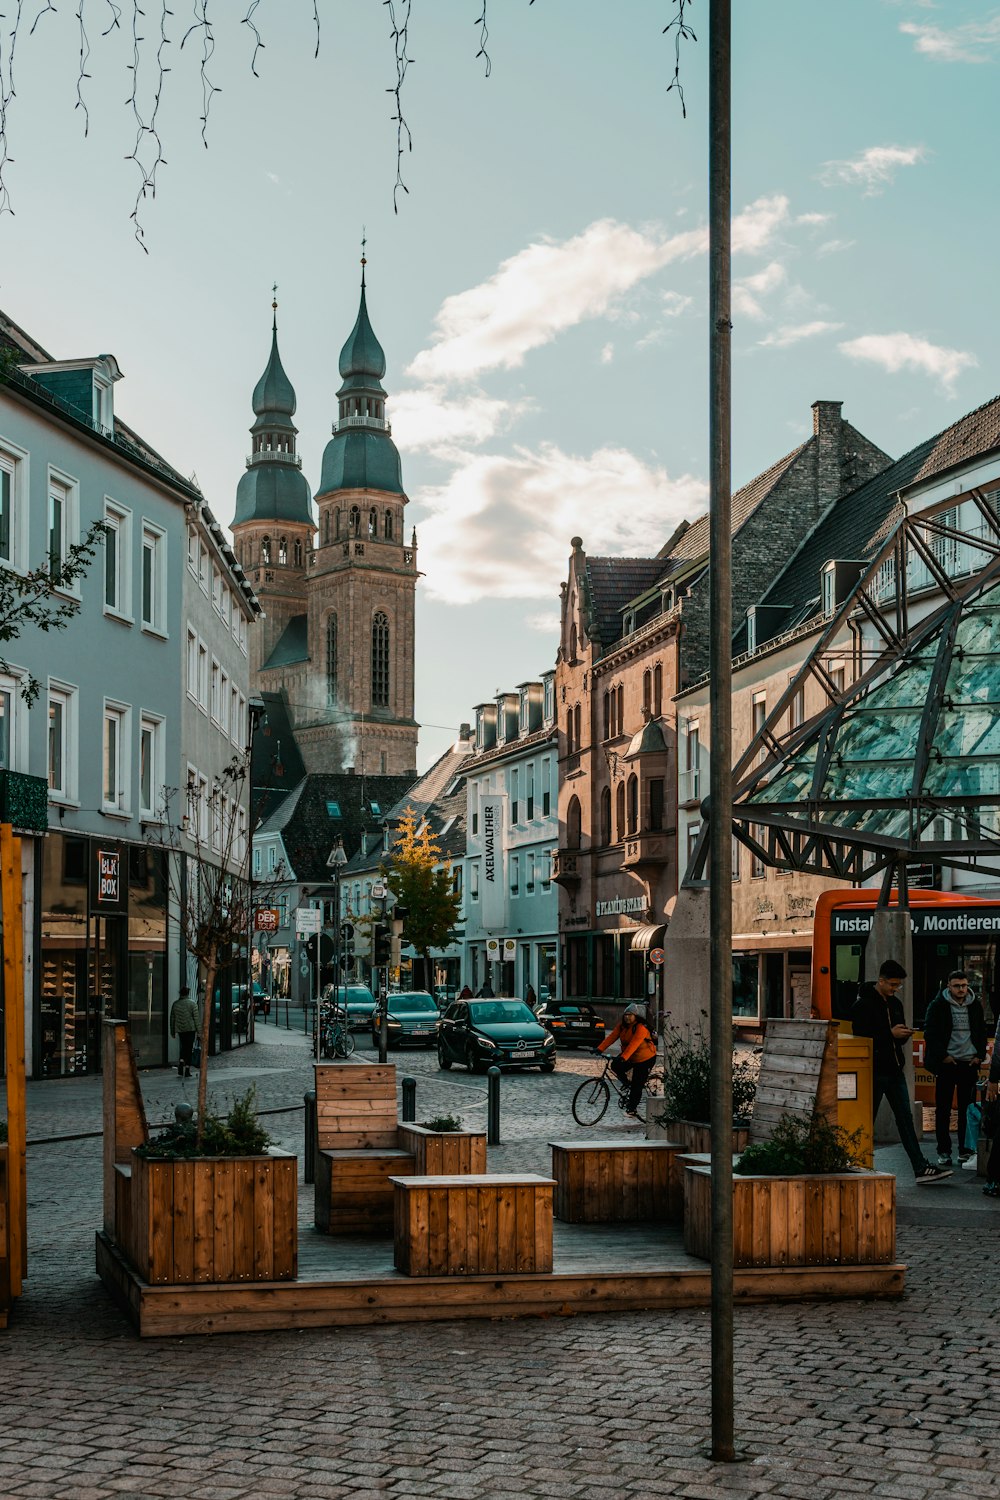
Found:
<box><xmin>599</xmin><ymin>1017</ymin><xmax>657</xmax><ymax>1065</ymax></box>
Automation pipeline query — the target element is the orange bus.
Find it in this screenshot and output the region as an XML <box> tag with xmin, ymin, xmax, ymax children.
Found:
<box><xmin>812</xmin><ymin>887</ymin><xmax>1000</xmax><ymax>1100</ymax></box>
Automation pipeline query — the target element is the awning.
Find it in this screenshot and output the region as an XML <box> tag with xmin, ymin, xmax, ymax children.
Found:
<box><xmin>629</xmin><ymin>923</ymin><xmax>668</xmax><ymax>952</ymax></box>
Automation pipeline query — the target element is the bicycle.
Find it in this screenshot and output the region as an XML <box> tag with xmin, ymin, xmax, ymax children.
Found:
<box><xmin>318</xmin><ymin>1002</ymin><xmax>356</xmax><ymax>1059</ymax></box>
<box><xmin>571</xmin><ymin>1055</ymin><xmax>663</xmax><ymax>1126</ymax></box>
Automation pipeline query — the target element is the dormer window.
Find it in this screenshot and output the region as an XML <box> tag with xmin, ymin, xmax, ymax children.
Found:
<box><xmin>93</xmin><ymin>375</ymin><xmax>112</xmax><ymax>433</ymax></box>
<box><xmin>746</xmin><ymin>609</ymin><xmax>757</xmax><ymax>653</ymax></box>
<box><xmin>821</xmin><ymin>565</ymin><xmax>835</xmax><ymax>617</ymax></box>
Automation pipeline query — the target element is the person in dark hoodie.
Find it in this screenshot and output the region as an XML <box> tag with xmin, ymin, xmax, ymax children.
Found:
<box><xmin>852</xmin><ymin>959</ymin><xmax>951</xmax><ymax>1184</ymax></box>
<box><xmin>923</xmin><ymin>970</ymin><xmax>987</xmax><ymax>1166</ymax></box>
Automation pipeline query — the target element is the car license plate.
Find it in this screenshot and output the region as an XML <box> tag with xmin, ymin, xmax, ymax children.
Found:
<box><xmin>570</xmin><ymin>1021</ymin><xmax>588</xmax><ymax>1027</ymax></box>
<box><xmin>511</xmin><ymin>1050</ymin><xmax>535</xmax><ymax>1060</ymax></box>
<box><xmin>411</xmin><ymin>1028</ymin><xmax>428</xmax><ymax>1035</ymax></box>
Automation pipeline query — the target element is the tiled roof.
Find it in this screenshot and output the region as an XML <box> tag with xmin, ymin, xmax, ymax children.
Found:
<box><xmin>250</xmin><ymin>690</ymin><xmax>308</xmax><ymax>826</ymax></box>
<box><xmin>658</xmin><ymin>442</ymin><xmax>808</xmax><ymax>566</ymax></box>
<box><xmin>263</xmin><ymin>615</ymin><xmax>309</xmax><ymax>669</ymax></box>
<box><xmin>585</xmin><ymin>556</ymin><xmax>673</xmax><ymax>646</ymax></box>
<box><xmin>906</xmin><ymin>393</ymin><xmax>1000</xmax><ymax>491</ymax></box>
<box><xmin>274</xmin><ymin>771</ymin><xmax>418</xmax><ymax>882</ymax></box>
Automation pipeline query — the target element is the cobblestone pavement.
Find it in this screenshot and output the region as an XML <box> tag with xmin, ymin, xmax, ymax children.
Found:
<box><xmin>1</xmin><ymin>1024</ymin><xmax>998</xmax><ymax>1499</ymax></box>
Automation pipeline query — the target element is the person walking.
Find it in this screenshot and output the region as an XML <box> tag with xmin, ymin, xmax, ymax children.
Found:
<box><xmin>851</xmin><ymin>959</ymin><xmax>951</xmax><ymax>1184</ymax></box>
<box><xmin>597</xmin><ymin>1001</ymin><xmax>656</xmax><ymax>1117</ymax></box>
<box><xmin>170</xmin><ymin>985</ymin><xmax>200</xmax><ymax>1079</ymax></box>
<box><xmin>923</xmin><ymin>970</ymin><xmax>987</xmax><ymax>1166</ymax></box>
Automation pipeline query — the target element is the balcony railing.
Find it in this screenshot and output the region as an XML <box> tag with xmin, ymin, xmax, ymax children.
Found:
<box><xmin>331</xmin><ymin>415</ymin><xmax>391</xmax><ymax>434</ymax></box>
<box><xmin>551</xmin><ymin>848</ymin><xmax>581</xmax><ymax>885</ymax></box>
<box><xmin>246</xmin><ymin>449</ymin><xmax>302</xmax><ymax>468</ymax></box>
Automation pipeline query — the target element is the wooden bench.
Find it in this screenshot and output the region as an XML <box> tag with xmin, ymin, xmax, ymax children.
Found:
<box><xmin>550</xmin><ymin>1140</ymin><xmax>682</xmax><ymax>1223</ymax></box>
<box><xmin>391</xmin><ymin>1174</ymin><xmax>555</xmax><ymax>1276</ymax></box>
<box><xmin>314</xmin><ymin>1063</ymin><xmax>415</xmax><ymax>1235</ymax></box>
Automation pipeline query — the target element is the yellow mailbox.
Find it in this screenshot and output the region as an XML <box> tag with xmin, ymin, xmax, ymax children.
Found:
<box><xmin>837</xmin><ymin>1031</ymin><xmax>873</xmax><ymax>1169</ymax></box>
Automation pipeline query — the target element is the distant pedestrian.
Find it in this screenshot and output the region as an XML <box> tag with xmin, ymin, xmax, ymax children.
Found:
<box><xmin>477</xmin><ymin>980</ymin><xmax>495</xmax><ymax>998</ymax></box>
<box><xmin>525</xmin><ymin>984</ymin><xmax>538</xmax><ymax>1010</ymax></box>
<box><xmin>923</xmin><ymin>970</ymin><xmax>987</xmax><ymax>1166</ymax></box>
<box><xmin>459</xmin><ymin>985</ymin><xmax>473</xmax><ymax>1000</ymax></box>
<box><xmin>851</xmin><ymin>960</ymin><xmax>951</xmax><ymax>1185</ymax></box>
<box><xmin>170</xmin><ymin>986</ymin><xmax>200</xmax><ymax>1079</ymax></box>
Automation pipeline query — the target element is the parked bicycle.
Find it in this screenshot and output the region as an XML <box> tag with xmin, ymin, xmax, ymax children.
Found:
<box><xmin>317</xmin><ymin>1001</ymin><xmax>355</xmax><ymax>1059</ymax></box>
<box><xmin>571</xmin><ymin>1055</ymin><xmax>663</xmax><ymax>1126</ymax></box>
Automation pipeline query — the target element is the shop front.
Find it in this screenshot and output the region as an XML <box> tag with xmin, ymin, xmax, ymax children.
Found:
<box><xmin>38</xmin><ymin>833</ymin><xmax>170</xmax><ymax>1076</ymax></box>
<box><xmin>562</xmin><ymin>895</ymin><xmax>651</xmax><ymax>1009</ymax></box>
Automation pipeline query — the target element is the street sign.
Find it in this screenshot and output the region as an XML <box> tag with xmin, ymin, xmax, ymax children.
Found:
<box><xmin>649</xmin><ymin>948</ymin><xmax>665</xmax><ymax>967</ymax></box>
<box><xmin>295</xmin><ymin>908</ymin><xmax>322</xmax><ymax>934</ymax></box>
<box><xmin>254</xmin><ymin>908</ymin><xmax>280</xmax><ymax>932</ymax></box>
<box><xmin>502</xmin><ymin>938</ymin><xmax>516</xmax><ymax>959</ymax></box>
<box><xmin>371</xmin><ymin>880</ymin><xmax>387</xmax><ymax>899</ymax></box>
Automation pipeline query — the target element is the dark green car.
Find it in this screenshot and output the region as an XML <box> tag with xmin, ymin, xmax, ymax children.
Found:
<box><xmin>437</xmin><ymin>999</ymin><xmax>557</xmax><ymax>1073</ymax></box>
<box><xmin>371</xmin><ymin>990</ymin><xmax>441</xmax><ymax>1049</ymax></box>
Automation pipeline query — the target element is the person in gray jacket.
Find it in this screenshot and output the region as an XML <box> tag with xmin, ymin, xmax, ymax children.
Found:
<box><xmin>169</xmin><ymin>986</ymin><xmax>200</xmax><ymax>1078</ymax></box>
<box><xmin>922</xmin><ymin>971</ymin><xmax>987</xmax><ymax>1166</ymax></box>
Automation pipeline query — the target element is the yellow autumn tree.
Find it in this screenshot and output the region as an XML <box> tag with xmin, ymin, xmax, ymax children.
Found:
<box><xmin>385</xmin><ymin>807</ymin><xmax>462</xmax><ymax>993</ymax></box>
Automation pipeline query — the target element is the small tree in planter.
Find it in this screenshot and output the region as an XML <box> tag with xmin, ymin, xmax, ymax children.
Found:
<box><xmin>657</xmin><ymin>1021</ymin><xmax>758</xmax><ymax>1132</ymax></box>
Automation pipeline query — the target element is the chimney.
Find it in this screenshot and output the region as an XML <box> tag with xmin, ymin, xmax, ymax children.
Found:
<box><xmin>458</xmin><ymin>722</ymin><xmax>473</xmax><ymax>742</ymax></box>
<box><xmin>812</xmin><ymin>400</ymin><xmax>844</xmax><ymax>517</ymax></box>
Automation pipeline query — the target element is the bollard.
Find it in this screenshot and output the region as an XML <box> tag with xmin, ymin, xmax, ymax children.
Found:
<box><xmin>487</xmin><ymin>1066</ymin><xmax>501</xmax><ymax>1145</ymax></box>
<box><xmin>304</xmin><ymin>1090</ymin><xmax>316</xmax><ymax>1184</ymax></box>
<box><xmin>401</xmin><ymin>1076</ymin><xmax>416</xmax><ymax>1123</ymax></box>
<box><xmin>175</xmin><ymin>1102</ymin><xmax>194</xmax><ymax>1125</ymax></box>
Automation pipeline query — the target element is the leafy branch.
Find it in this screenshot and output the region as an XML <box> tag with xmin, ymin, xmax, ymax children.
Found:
<box><xmin>0</xmin><ymin>519</ymin><xmax>105</xmax><ymax>705</ymax></box>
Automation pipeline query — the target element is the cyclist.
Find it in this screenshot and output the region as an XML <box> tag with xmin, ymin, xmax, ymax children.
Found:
<box><xmin>597</xmin><ymin>1001</ymin><xmax>656</xmax><ymax>1117</ymax></box>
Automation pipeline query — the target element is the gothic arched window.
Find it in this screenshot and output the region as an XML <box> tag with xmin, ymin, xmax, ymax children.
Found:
<box><xmin>565</xmin><ymin>710</ymin><xmax>574</xmax><ymax>753</ymax></box>
<box><xmin>323</xmin><ymin>510</ymin><xmax>330</xmax><ymax>545</ymax></box>
<box><xmin>653</xmin><ymin>663</ymin><xmax>663</xmax><ymax>717</ymax></box>
<box><xmin>371</xmin><ymin>612</ymin><xmax>390</xmax><ymax>708</ymax></box>
<box><xmin>326</xmin><ymin>614</ymin><xmax>338</xmax><ymax>706</ymax></box>
<box><xmin>278</xmin><ymin>536</ymin><xmax>288</xmax><ymax>565</ymax></box>
<box><xmin>642</xmin><ymin>670</ymin><xmax>652</xmax><ymax>715</ymax></box>
<box><xmin>615</xmin><ymin>782</ymin><xmax>626</xmax><ymax>842</ymax></box>
<box><xmin>384</xmin><ymin>509</ymin><xmax>394</xmax><ymax>541</ymax></box>
<box><xmin>603</xmin><ymin>691</ymin><xmax>611</xmax><ymax>741</ymax></box>
<box><xmin>334</xmin><ymin>508</ymin><xmax>341</xmax><ymax>539</ymax></box>
<box><xmin>368</xmin><ymin>507</ymin><xmax>377</xmax><ymax>539</ymax></box>
<box><xmin>616</xmin><ymin>684</ymin><xmax>624</xmax><ymax>733</ymax></box>
<box><xmin>261</xmin><ymin>535</ymin><xmax>271</xmax><ymax>564</ymax></box>
<box><xmin>350</xmin><ymin>506</ymin><xmax>361</xmax><ymax>537</ymax></box>
<box><xmin>293</xmin><ymin>539</ymin><xmax>303</xmax><ymax>567</ymax></box>
<box><xmin>600</xmin><ymin>786</ymin><xmax>612</xmax><ymax>846</ymax></box>
<box><xmin>627</xmin><ymin>774</ymin><xmax>639</xmax><ymax>835</ymax></box>
<box><xmin>573</xmin><ymin>703</ymin><xmax>582</xmax><ymax>750</ymax></box>
<box><xmin>567</xmin><ymin>795</ymin><xmax>582</xmax><ymax>850</ymax></box>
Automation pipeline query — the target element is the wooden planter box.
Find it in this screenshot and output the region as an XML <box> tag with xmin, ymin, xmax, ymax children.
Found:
<box><xmin>0</xmin><ymin>1144</ymin><xmax>9</xmax><ymax>1325</ymax></box>
<box><xmin>391</xmin><ymin>1173</ymin><xmax>555</xmax><ymax>1277</ymax></box>
<box><xmin>397</xmin><ymin>1125</ymin><xmax>487</xmax><ymax>1176</ymax></box>
<box><xmin>660</xmin><ymin>1121</ymin><xmax>750</xmax><ymax>1222</ymax></box>
<box><xmin>117</xmin><ymin>1148</ymin><xmax>298</xmax><ymax>1285</ymax></box>
<box><xmin>551</xmin><ymin>1141</ymin><xmax>679</xmax><ymax>1223</ymax></box>
<box><xmin>683</xmin><ymin>1164</ymin><xmax>896</xmax><ymax>1267</ymax></box>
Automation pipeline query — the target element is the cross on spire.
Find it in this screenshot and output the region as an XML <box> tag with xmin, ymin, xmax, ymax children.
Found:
<box><xmin>361</xmin><ymin>227</ymin><xmax>367</xmax><ymax>288</ymax></box>
<box><xmin>271</xmin><ymin>281</ymin><xmax>278</xmax><ymax>331</ymax></box>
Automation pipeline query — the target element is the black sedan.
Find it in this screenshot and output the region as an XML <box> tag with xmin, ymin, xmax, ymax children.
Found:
<box><xmin>371</xmin><ymin>991</ymin><xmax>441</xmax><ymax>1048</ymax></box>
<box><xmin>438</xmin><ymin>999</ymin><xmax>556</xmax><ymax>1073</ymax></box>
<box><xmin>534</xmin><ymin>1000</ymin><xmax>606</xmax><ymax>1049</ymax></box>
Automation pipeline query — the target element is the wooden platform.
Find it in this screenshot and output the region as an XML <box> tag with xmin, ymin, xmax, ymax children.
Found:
<box><xmin>96</xmin><ymin>1210</ymin><xmax>905</xmax><ymax>1338</ymax></box>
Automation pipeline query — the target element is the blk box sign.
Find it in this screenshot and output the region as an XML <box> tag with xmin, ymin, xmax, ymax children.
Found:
<box><xmin>90</xmin><ymin>842</ymin><xmax>127</xmax><ymax>914</ymax></box>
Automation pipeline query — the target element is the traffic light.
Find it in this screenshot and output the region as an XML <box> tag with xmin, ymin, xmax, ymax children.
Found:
<box><xmin>373</xmin><ymin>924</ymin><xmax>391</xmax><ymax>966</ymax></box>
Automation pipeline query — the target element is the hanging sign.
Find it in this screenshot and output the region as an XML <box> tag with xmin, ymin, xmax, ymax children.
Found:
<box><xmin>254</xmin><ymin>908</ymin><xmax>280</xmax><ymax>932</ymax></box>
<box><xmin>89</xmin><ymin>841</ymin><xmax>127</xmax><ymax>915</ymax></box>
<box><xmin>502</xmin><ymin>938</ymin><xmax>517</xmax><ymax>960</ymax></box>
<box><xmin>479</xmin><ymin>795</ymin><xmax>509</xmax><ymax>932</ymax></box>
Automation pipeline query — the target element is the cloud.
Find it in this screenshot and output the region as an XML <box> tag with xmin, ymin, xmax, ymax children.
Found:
<box><xmin>795</xmin><ymin>212</ymin><xmax>832</xmax><ymax>226</ymax></box>
<box><xmin>389</xmin><ymin>388</ymin><xmax>525</xmax><ymax>458</ymax></box>
<box><xmin>839</xmin><ymin>332</ymin><xmax>977</xmax><ymax>390</ymax></box>
<box><xmin>733</xmin><ymin>260</ymin><xmax>786</xmax><ymax>320</ymax></box>
<box><xmin>900</xmin><ymin>16</ymin><xmax>1000</xmax><ymax>62</ymax></box>
<box><xmin>817</xmin><ymin>238</ymin><xmax>856</xmax><ymax>257</ymax></box>
<box><xmin>820</xmin><ymin>144</ymin><xmax>926</xmax><ymax>195</ymax></box>
<box><xmin>525</xmin><ymin>610</ymin><xmax>561</xmax><ymax>634</ymax></box>
<box><xmin>600</xmin><ymin>343</ymin><xmax>614</xmax><ymax>365</ymax></box>
<box><xmin>661</xmin><ymin>291</ymin><xmax>693</xmax><ymax>316</ymax></box>
<box><xmin>759</xmin><ymin>321</ymin><xmax>844</xmax><ymax>348</ymax></box>
<box><xmin>408</xmin><ymin>200</ymin><xmax>790</xmax><ymax>383</ymax></box>
<box><xmin>416</xmin><ymin>444</ymin><xmax>708</xmax><ymax>604</ymax></box>
<box><xmin>265</xmin><ymin>171</ymin><xmax>280</xmax><ymax>185</ymax></box>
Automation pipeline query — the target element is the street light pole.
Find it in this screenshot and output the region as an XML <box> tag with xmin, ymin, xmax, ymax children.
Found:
<box><xmin>708</xmin><ymin>0</ymin><xmax>736</xmax><ymax>1463</ymax></box>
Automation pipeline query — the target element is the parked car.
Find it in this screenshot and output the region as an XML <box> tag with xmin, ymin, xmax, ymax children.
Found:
<box><xmin>252</xmin><ymin>983</ymin><xmax>270</xmax><ymax>1018</ymax></box>
<box><xmin>323</xmin><ymin>984</ymin><xmax>377</xmax><ymax>1031</ymax></box>
<box><xmin>534</xmin><ymin>1000</ymin><xmax>606</xmax><ymax>1049</ymax></box>
<box><xmin>437</xmin><ymin>999</ymin><xmax>556</xmax><ymax>1073</ymax></box>
<box><xmin>371</xmin><ymin>991</ymin><xmax>441</xmax><ymax>1048</ymax></box>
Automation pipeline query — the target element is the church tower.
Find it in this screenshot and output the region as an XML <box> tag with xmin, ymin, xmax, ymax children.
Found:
<box><xmin>231</xmin><ymin>298</ymin><xmax>315</xmax><ymax>684</ymax></box>
<box><xmin>301</xmin><ymin>259</ymin><xmax>419</xmax><ymax>777</ymax></box>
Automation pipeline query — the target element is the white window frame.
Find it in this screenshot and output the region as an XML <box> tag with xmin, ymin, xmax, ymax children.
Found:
<box><xmin>267</xmin><ymin>844</ymin><xmax>276</xmax><ymax>873</ymax></box>
<box><xmin>210</xmin><ymin>659</ymin><xmax>221</xmax><ymax>725</ymax></box>
<box><xmin>253</xmin><ymin>845</ymin><xmax>262</xmax><ymax>877</ymax></box>
<box><xmin>187</xmin><ymin>527</ymin><xmax>199</xmax><ymax>576</ymax></box>
<box><xmin>198</xmin><ymin>774</ymin><xmax>209</xmax><ymax>844</ymax></box>
<box><xmin>470</xmin><ymin>862</ymin><xmax>480</xmax><ymax>902</ymax></box>
<box><xmin>139</xmin><ymin>712</ymin><xmax>165</xmax><ymax>821</ymax></box>
<box><xmin>102</xmin><ymin>699</ymin><xmax>131</xmax><ymax>815</ymax></box>
<box><xmin>212</xmin><ymin>564</ymin><xmax>223</xmax><ymax>614</ymax></box>
<box><xmin>0</xmin><ymin>671</ymin><xmax>22</xmax><ymax>773</ymax></box>
<box><xmin>47</xmin><ymin>466</ymin><xmax>80</xmax><ymax>596</ymax></box>
<box><xmin>140</xmin><ymin>520</ymin><xmax>167</xmax><ymax>636</ymax></box>
<box><xmin>198</xmin><ymin>542</ymin><xmax>209</xmax><ymax>594</ymax></box>
<box><xmin>47</xmin><ymin>680</ymin><xmax>78</xmax><ymax>803</ymax></box>
<box><xmin>197</xmin><ymin>642</ymin><xmax>209</xmax><ymax>714</ymax></box>
<box><xmin>230</xmin><ymin>685</ymin><xmax>240</xmax><ymax>747</ymax></box>
<box><xmin>236</xmin><ymin>806</ymin><xmax>247</xmax><ymax>865</ymax></box>
<box><xmin>103</xmin><ymin>500</ymin><xmax>133</xmax><ymax>622</ymax></box>
<box><xmin>219</xmin><ymin>670</ymin><xmax>230</xmax><ymax>737</ymax></box>
<box><xmin>0</xmin><ymin>437</ymin><xmax>30</xmax><ymax>573</ymax></box>
<box><xmin>510</xmin><ymin>853</ymin><xmax>520</xmax><ymax>897</ymax></box>
<box><xmin>211</xmin><ymin>785</ymin><xmax>223</xmax><ymax>853</ymax></box>
<box><xmin>186</xmin><ymin>629</ymin><xmax>198</xmax><ymax>701</ymax></box>
<box><xmin>92</xmin><ymin>373</ymin><xmax>113</xmax><ymax>433</ymax></box>
<box><xmin>238</xmin><ymin>614</ymin><xmax>247</xmax><ymax>654</ymax></box>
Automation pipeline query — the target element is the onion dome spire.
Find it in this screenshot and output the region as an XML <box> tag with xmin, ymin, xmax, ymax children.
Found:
<box><xmin>234</xmin><ymin>287</ymin><xmax>313</xmax><ymax>526</ymax></box>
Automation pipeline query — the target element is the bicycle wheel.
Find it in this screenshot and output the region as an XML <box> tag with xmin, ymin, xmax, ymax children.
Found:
<box><xmin>333</xmin><ymin>1028</ymin><xmax>356</xmax><ymax>1058</ymax></box>
<box><xmin>572</xmin><ymin>1075</ymin><xmax>611</xmax><ymax>1126</ymax></box>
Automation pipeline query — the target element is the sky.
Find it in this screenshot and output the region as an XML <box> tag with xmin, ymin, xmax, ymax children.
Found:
<box><xmin>1</xmin><ymin>0</ymin><xmax>997</xmax><ymax>769</ymax></box>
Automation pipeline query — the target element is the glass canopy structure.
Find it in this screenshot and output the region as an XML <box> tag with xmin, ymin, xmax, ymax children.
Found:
<box><xmin>703</xmin><ymin>492</ymin><xmax>1000</xmax><ymax>883</ymax></box>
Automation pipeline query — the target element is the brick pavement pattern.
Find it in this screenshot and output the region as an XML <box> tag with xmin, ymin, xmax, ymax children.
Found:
<box><xmin>0</xmin><ymin>1024</ymin><xmax>996</xmax><ymax>1499</ymax></box>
